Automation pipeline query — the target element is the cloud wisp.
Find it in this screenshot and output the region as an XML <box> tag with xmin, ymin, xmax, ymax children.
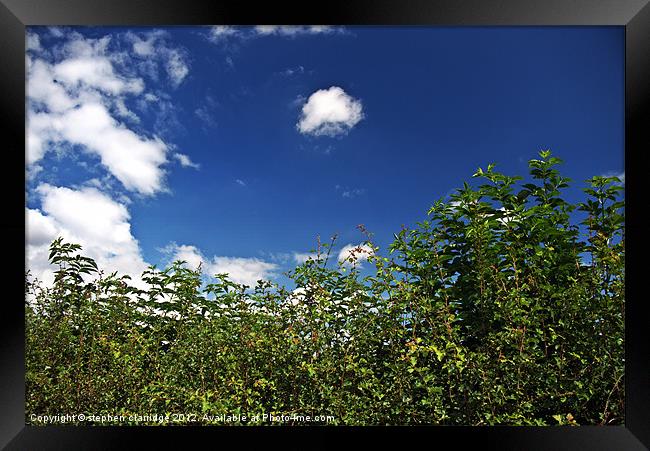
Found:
<box><xmin>206</xmin><ymin>25</ymin><xmax>344</xmax><ymax>44</ymax></box>
<box><xmin>253</xmin><ymin>26</ymin><xmax>340</xmax><ymax>37</ymax></box>
<box><xmin>174</xmin><ymin>153</ymin><xmax>200</xmax><ymax>169</ymax></box>
<box><xmin>335</xmin><ymin>185</ymin><xmax>366</xmax><ymax>198</ymax></box>
<box><xmin>125</xmin><ymin>30</ymin><xmax>190</xmax><ymax>88</ymax></box>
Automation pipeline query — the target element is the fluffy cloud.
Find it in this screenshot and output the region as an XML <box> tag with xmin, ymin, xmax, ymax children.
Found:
<box><xmin>52</xmin><ymin>56</ymin><xmax>144</xmax><ymax>95</ymax></box>
<box><xmin>337</xmin><ymin>243</ymin><xmax>374</xmax><ymax>266</ymax></box>
<box><xmin>297</xmin><ymin>86</ymin><xmax>364</xmax><ymax>137</ymax></box>
<box><xmin>28</xmin><ymin>59</ymin><xmax>77</xmax><ymax>113</ymax></box>
<box><xmin>163</xmin><ymin>243</ymin><xmax>278</xmax><ymax>287</ymax></box>
<box><xmin>40</xmin><ymin>101</ymin><xmax>168</xmax><ymax>195</ymax></box>
<box><xmin>167</xmin><ymin>244</ymin><xmax>205</xmax><ymax>270</ymax></box>
<box><xmin>209</xmin><ymin>257</ymin><xmax>278</xmax><ymax>287</ymax></box>
<box><xmin>26</xmin><ymin>184</ymin><xmax>150</xmax><ymax>289</ymax></box>
<box><xmin>26</xmin><ymin>207</ymin><xmax>58</xmax><ymax>247</ymax></box>
<box><xmin>26</xmin><ymin>33</ymin><xmax>173</xmax><ymax>195</ymax></box>
<box><xmin>60</xmin><ymin>33</ymin><xmax>111</xmax><ymax>59</ymax></box>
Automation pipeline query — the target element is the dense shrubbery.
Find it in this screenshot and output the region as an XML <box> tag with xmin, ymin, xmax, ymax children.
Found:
<box><xmin>25</xmin><ymin>152</ymin><xmax>624</xmax><ymax>425</ymax></box>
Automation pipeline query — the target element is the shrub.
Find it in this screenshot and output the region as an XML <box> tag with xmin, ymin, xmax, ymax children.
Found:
<box><xmin>25</xmin><ymin>151</ymin><xmax>624</xmax><ymax>425</ymax></box>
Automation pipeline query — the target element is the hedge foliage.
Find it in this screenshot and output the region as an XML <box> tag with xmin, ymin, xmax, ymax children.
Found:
<box><xmin>26</xmin><ymin>151</ymin><xmax>624</xmax><ymax>425</ymax></box>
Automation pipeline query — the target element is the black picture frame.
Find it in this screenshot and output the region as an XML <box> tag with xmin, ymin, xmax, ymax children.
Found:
<box><xmin>2</xmin><ymin>1</ymin><xmax>648</xmax><ymax>449</ymax></box>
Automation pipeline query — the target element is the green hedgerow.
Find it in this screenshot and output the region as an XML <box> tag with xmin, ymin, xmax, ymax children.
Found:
<box><xmin>25</xmin><ymin>151</ymin><xmax>624</xmax><ymax>426</ymax></box>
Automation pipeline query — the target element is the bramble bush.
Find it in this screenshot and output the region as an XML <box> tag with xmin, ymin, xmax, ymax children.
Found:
<box><xmin>25</xmin><ymin>151</ymin><xmax>624</xmax><ymax>425</ymax></box>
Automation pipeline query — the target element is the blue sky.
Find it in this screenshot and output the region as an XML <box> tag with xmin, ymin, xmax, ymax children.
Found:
<box><xmin>25</xmin><ymin>26</ymin><xmax>624</xmax><ymax>289</ymax></box>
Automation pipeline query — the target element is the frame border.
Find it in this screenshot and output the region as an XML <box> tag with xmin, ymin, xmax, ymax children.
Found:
<box><xmin>2</xmin><ymin>1</ymin><xmax>648</xmax><ymax>449</ymax></box>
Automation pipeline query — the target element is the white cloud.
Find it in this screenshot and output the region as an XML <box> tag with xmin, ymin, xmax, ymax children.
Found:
<box><xmin>165</xmin><ymin>243</ymin><xmax>205</xmax><ymax>270</ymax></box>
<box><xmin>54</xmin><ymin>102</ymin><xmax>168</xmax><ymax>195</ymax></box>
<box><xmin>26</xmin><ymin>207</ymin><xmax>58</xmax><ymax>247</ymax></box>
<box><xmin>209</xmin><ymin>257</ymin><xmax>277</xmax><ymax>287</ymax></box>
<box><xmin>27</xmin><ymin>33</ymin><xmax>42</xmax><ymax>52</ymax></box>
<box><xmin>52</xmin><ymin>57</ymin><xmax>144</xmax><ymax>95</ymax></box>
<box><xmin>293</xmin><ymin>252</ymin><xmax>312</xmax><ymax>264</ymax></box>
<box><xmin>27</xmin><ymin>110</ymin><xmax>59</xmax><ymax>165</ymax></box>
<box><xmin>126</xmin><ymin>30</ymin><xmax>190</xmax><ymax>88</ymax></box>
<box><xmin>27</xmin><ymin>59</ymin><xmax>76</xmax><ymax>113</ymax></box>
<box><xmin>131</xmin><ymin>32</ymin><xmax>159</xmax><ymax>56</ymax></box>
<box><xmin>174</xmin><ymin>153</ymin><xmax>200</xmax><ymax>169</ymax></box>
<box><xmin>235</xmin><ymin>179</ymin><xmax>246</xmax><ymax>186</ymax></box>
<box><xmin>297</xmin><ymin>86</ymin><xmax>364</xmax><ymax>137</ymax></box>
<box><xmin>60</xmin><ymin>33</ymin><xmax>112</xmax><ymax>59</ymax></box>
<box><xmin>48</xmin><ymin>27</ymin><xmax>65</xmax><ymax>38</ymax></box>
<box><xmin>337</xmin><ymin>243</ymin><xmax>374</xmax><ymax>266</ymax></box>
<box><xmin>26</xmin><ymin>33</ymin><xmax>172</xmax><ymax>195</ymax></box>
<box><xmin>114</xmin><ymin>98</ymin><xmax>141</xmax><ymax>123</ymax></box>
<box><xmin>205</xmin><ymin>25</ymin><xmax>345</xmax><ymax>45</ymax></box>
<box><xmin>166</xmin><ymin>49</ymin><xmax>189</xmax><ymax>87</ymax></box>
<box><xmin>254</xmin><ymin>26</ymin><xmax>337</xmax><ymax>36</ymax></box>
<box><xmin>26</xmin><ymin>184</ymin><xmax>150</xmax><ymax>289</ymax></box>
<box><xmin>308</xmin><ymin>26</ymin><xmax>335</xmax><ymax>34</ymax></box>
<box><xmin>36</xmin><ymin>184</ymin><xmax>131</xmax><ymax>246</ymax></box>
<box><xmin>164</xmin><ymin>243</ymin><xmax>278</xmax><ymax>287</ymax></box>
<box><xmin>288</xmin><ymin>287</ymin><xmax>307</xmax><ymax>306</ymax></box>
<box><xmin>259</xmin><ymin>251</ymin><xmax>291</xmax><ymax>264</ymax></box>
<box><xmin>208</xmin><ymin>26</ymin><xmax>240</xmax><ymax>42</ymax></box>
